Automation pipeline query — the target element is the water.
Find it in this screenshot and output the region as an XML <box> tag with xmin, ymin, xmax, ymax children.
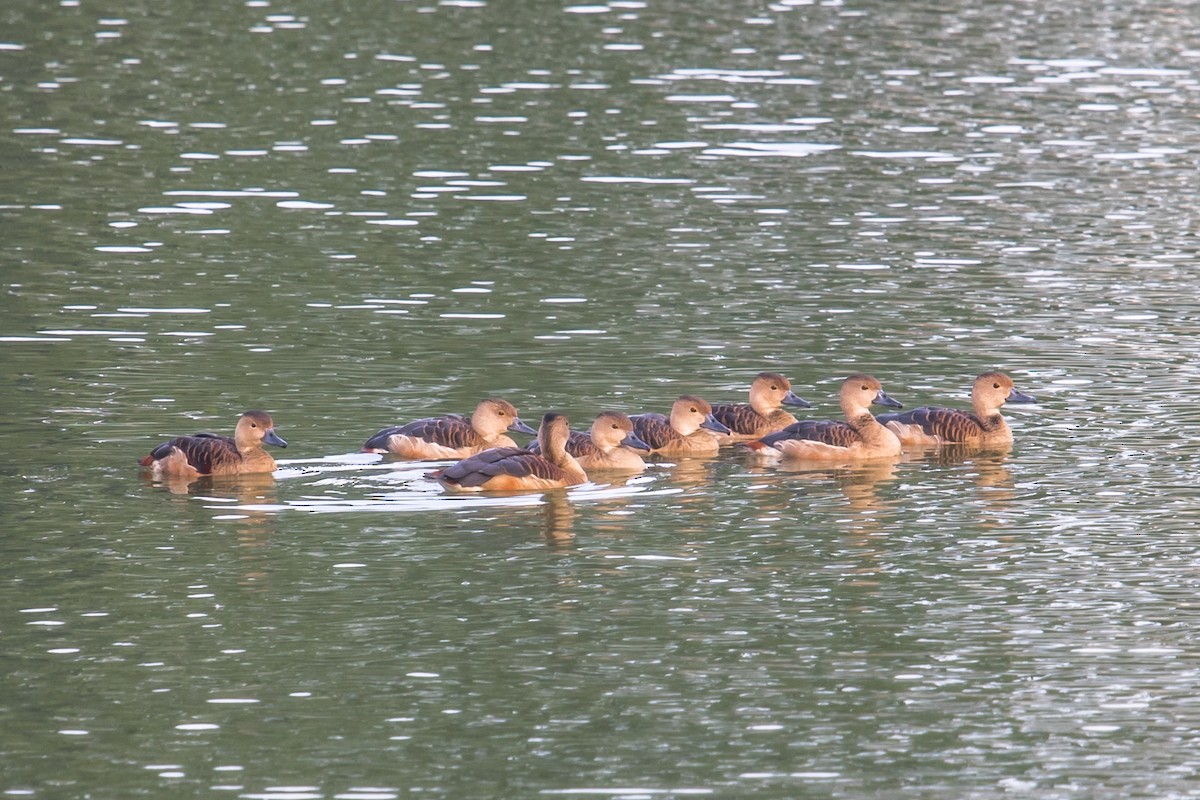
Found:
<box><xmin>4</xmin><ymin>0</ymin><xmax>1200</xmax><ymax>797</ymax></box>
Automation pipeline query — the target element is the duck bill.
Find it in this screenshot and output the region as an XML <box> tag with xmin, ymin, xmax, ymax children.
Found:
<box><xmin>1006</xmin><ymin>388</ymin><xmax>1037</xmax><ymax>404</ymax></box>
<box><xmin>701</xmin><ymin>414</ymin><xmax>733</xmax><ymax>435</ymax></box>
<box><xmin>781</xmin><ymin>390</ymin><xmax>812</xmax><ymax>409</ymax></box>
<box><xmin>622</xmin><ymin>432</ymin><xmax>652</xmax><ymax>452</ymax></box>
<box><xmin>509</xmin><ymin>417</ymin><xmax>538</xmax><ymax>435</ymax></box>
<box><xmin>264</xmin><ymin>429</ymin><xmax>288</xmax><ymax>448</ymax></box>
<box><xmin>873</xmin><ymin>389</ymin><xmax>903</xmax><ymax>409</ymax></box>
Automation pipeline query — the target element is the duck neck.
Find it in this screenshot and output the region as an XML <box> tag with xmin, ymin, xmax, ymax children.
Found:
<box><xmin>848</xmin><ymin>411</ymin><xmax>887</xmax><ymax>442</ymax></box>
<box><xmin>749</xmin><ymin>396</ymin><xmax>775</xmax><ymax>417</ymax></box>
<box><xmin>548</xmin><ymin>445</ymin><xmax>586</xmax><ymax>480</ymax></box>
<box><xmin>978</xmin><ymin>413</ymin><xmax>1007</xmax><ymax>434</ymax></box>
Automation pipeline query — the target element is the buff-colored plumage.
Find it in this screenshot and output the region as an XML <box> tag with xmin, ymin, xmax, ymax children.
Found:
<box><xmin>437</xmin><ymin>412</ymin><xmax>587</xmax><ymax>492</ymax></box>
<box><xmin>569</xmin><ymin>411</ymin><xmax>652</xmax><ymax>472</ymax></box>
<box><xmin>630</xmin><ymin>395</ymin><xmax>732</xmax><ymax>456</ymax></box>
<box><xmin>363</xmin><ymin>397</ymin><xmax>535</xmax><ymax>459</ymax></box>
<box><xmin>138</xmin><ymin>410</ymin><xmax>287</xmax><ymax>478</ymax></box>
<box><xmin>742</xmin><ymin>374</ymin><xmax>903</xmax><ymax>462</ymax></box>
<box><xmin>711</xmin><ymin>372</ymin><xmax>812</xmax><ymax>443</ymax></box>
<box><xmin>877</xmin><ymin>371</ymin><xmax>1036</xmax><ymax>448</ymax></box>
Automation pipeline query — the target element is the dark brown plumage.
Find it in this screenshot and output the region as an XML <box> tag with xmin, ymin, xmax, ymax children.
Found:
<box><xmin>138</xmin><ymin>410</ymin><xmax>287</xmax><ymax>478</ymax></box>
<box><xmin>877</xmin><ymin>371</ymin><xmax>1036</xmax><ymax>447</ymax></box>
<box><xmin>526</xmin><ymin>411</ymin><xmax>650</xmax><ymax>472</ymax></box>
<box><xmin>740</xmin><ymin>374</ymin><xmax>902</xmax><ymax>461</ymax></box>
<box><xmin>362</xmin><ymin>398</ymin><xmax>536</xmax><ymax>459</ymax></box>
<box><xmin>629</xmin><ymin>413</ymin><xmax>676</xmax><ymax>451</ymax></box>
<box><xmin>710</xmin><ymin>372</ymin><xmax>811</xmax><ymax>442</ymax></box>
<box><xmin>759</xmin><ymin>419</ymin><xmax>862</xmax><ymax>449</ymax></box>
<box><xmin>629</xmin><ymin>395</ymin><xmax>731</xmax><ymax>456</ymax></box>
<box><xmin>437</xmin><ymin>412</ymin><xmax>587</xmax><ymax>492</ymax></box>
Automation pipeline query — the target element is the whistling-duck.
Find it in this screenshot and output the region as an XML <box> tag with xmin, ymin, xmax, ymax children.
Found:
<box><xmin>437</xmin><ymin>412</ymin><xmax>587</xmax><ymax>492</ymax></box>
<box><xmin>876</xmin><ymin>371</ymin><xmax>1036</xmax><ymax>448</ymax></box>
<box><xmin>138</xmin><ymin>410</ymin><xmax>287</xmax><ymax>478</ymax></box>
<box><xmin>711</xmin><ymin>371</ymin><xmax>812</xmax><ymax>443</ymax></box>
<box><xmin>742</xmin><ymin>374</ymin><xmax>903</xmax><ymax>461</ymax></box>
<box><xmin>529</xmin><ymin>411</ymin><xmax>651</xmax><ymax>473</ymax></box>
<box><xmin>362</xmin><ymin>397</ymin><xmax>536</xmax><ymax>459</ymax></box>
<box><xmin>629</xmin><ymin>395</ymin><xmax>732</xmax><ymax>456</ymax></box>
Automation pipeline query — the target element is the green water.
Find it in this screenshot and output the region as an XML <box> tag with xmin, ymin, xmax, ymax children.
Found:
<box><xmin>4</xmin><ymin>1</ymin><xmax>1200</xmax><ymax>797</ymax></box>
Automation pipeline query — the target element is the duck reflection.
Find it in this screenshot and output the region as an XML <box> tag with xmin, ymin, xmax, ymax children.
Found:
<box><xmin>916</xmin><ymin>447</ymin><xmax>1016</xmax><ymax>525</ymax></box>
<box><xmin>774</xmin><ymin>458</ymin><xmax>900</xmax><ymax>513</ymax></box>
<box><xmin>141</xmin><ymin>471</ymin><xmax>279</xmax><ymax>587</ymax></box>
<box><xmin>538</xmin><ymin>490</ymin><xmax>576</xmax><ymax>545</ymax></box>
<box><xmin>649</xmin><ymin>456</ymin><xmax>722</xmax><ymax>489</ymax></box>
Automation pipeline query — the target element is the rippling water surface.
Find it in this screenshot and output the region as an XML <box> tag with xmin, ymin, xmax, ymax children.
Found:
<box><xmin>5</xmin><ymin>0</ymin><xmax>1200</xmax><ymax>797</ymax></box>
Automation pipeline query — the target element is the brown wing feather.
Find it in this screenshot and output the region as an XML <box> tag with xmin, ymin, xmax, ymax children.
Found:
<box><xmin>710</xmin><ymin>403</ymin><xmax>768</xmax><ymax>437</ymax></box>
<box><xmin>563</xmin><ymin>431</ymin><xmax>602</xmax><ymax>459</ymax></box>
<box><xmin>151</xmin><ymin>434</ymin><xmax>240</xmax><ymax>474</ymax></box>
<box><xmin>525</xmin><ymin>430</ymin><xmax>598</xmax><ymax>458</ymax></box>
<box><xmin>630</xmin><ymin>413</ymin><xmax>678</xmax><ymax>450</ymax></box>
<box><xmin>761</xmin><ymin>420</ymin><xmax>860</xmax><ymax>448</ymax></box>
<box><xmin>440</xmin><ymin>447</ymin><xmax>568</xmax><ymax>488</ymax></box>
<box><xmin>366</xmin><ymin>414</ymin><xmax>481</xmax><ymax>450</ymax></box>
<box><xmin>877</xmin><ymin>407</ymin><xmax>984</xmax><ymax>443</ymax></box>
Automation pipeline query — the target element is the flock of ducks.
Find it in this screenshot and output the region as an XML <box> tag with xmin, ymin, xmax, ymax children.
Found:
<box><xmin>138</xmin><ymin>371</ymin><xmax>1037</xmax><ymax>493</ymax></box>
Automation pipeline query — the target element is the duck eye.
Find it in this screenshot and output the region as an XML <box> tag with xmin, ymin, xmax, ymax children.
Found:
<box><xmin>993</xmin><ymin>383</ymin><xmax>1000</xmax><ymax>389</ymax></box>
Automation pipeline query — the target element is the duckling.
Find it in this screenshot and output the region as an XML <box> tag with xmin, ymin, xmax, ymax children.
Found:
<box><xmin>629</xmin><ymin>395</ymin><xmax>732</xmax><ymax>456</ymax></box>
<box><xmin>711</xmin><ymin>371</ymin><xmax>812</xmax><ymax>443</ymax></box>
<box><xmin>528</xmin><ymin>411</ymin><xmax>651</xmax><ymax>473</ymax></box>
<box><xmin>437</xmin><ymin>412</ymin><xmax>587</xmax><ymax>492</ymax></box>
<box><xmin>741</xmin><ymin>374</ymin><xmax>902</xmax><ymax>461</ymax></box>
<box><xmin>876</xmin><ymin>371</ymin><xmax>1036</xmax><ymax>448</ymax></box>
<box><xmin>138</xmin><ymin>410</ymin><xmax>287</xmax><ymax>478</ymax></box>
<box><xmin>362</xmin><ymin>397</ymin><xmax>536</xmax><ymax>459</ymax></box>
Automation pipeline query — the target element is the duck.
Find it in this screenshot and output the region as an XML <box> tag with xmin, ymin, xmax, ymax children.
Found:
<box><xmin>362</xmin><ymin>397</ymin><xmax>536</xmax><ymax>459</ymax></box>
<box><xmin>527</xmin><ymin>411</ymin><xmax>652</xmax><ymax>473</ymax></box>
<box><xmin>629</xmin><ymin>395</ymin><xmax>732</xmax><ymax>456</ymax></box>
<box><xmin>876</xmin><ymin>371</ymin><xmax>1036</xmax><ymax>448</ymax></box>
<box><xmin>138</xmin><ymin>410</ymin><xmax>287</xmax><ymax>479</ymax></box>
<box><xmin>436</xmin><ymin>411</ymin><xmax>587</xmax><ymax>492</ymax></box>
<box><xmin>741</xmin><ymin>374</ymin><xmax>903</xmax><ymax>461</ymax></box>
<box><xmin>710</xmin><ymin>371</ymin><xmax>812</xmax><ymax>443</ymax></box>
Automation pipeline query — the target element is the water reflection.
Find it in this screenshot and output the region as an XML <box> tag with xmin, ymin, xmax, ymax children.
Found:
<box><xmin>8</xmin><ymin>0</ymin><xmax>1200</xmax><ymax>796</ymax></box>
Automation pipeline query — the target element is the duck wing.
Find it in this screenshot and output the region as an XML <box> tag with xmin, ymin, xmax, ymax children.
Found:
<box><xmin>525</xmin><ymin>430</ymin><xmax>596</xmax><ymax>457</ymax></box>
<box><xmin>440</xmin><ymin>447</ymin><xmax>567</xmax><ymax>488</ymax></box>
<box><xmin>877</xmin><ymin>407</ymin><xmax>983</xmax><ymax>441</ymax></box>
<box><xmin>761</xmin><ymin>420</ymin><xmax>859</xmax><ymax>448</ymax></box>
<box><xmin>150</xmin><ymin>433</ymin><xmax>240</xmax><ymax>474</ymax></box>
<box><xmin>710</xmin><ymin>402</ymin><xmax>764</xmax><ymax>436</ymax></box>
<box><xmin>364</xmin><ymin>414</ymin><xmax>478</xmax><ymax>450</ymax></box>
<box><xmin>629</xmin><ymin>413</ymin><xmax>677</xmax><ymax>450</ymax></box>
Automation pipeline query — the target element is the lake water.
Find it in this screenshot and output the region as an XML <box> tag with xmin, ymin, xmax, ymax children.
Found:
<box><xmin>4</xmin><ymin>0</ymin><xmax>1200</xmax><ymax>797</ymax></box>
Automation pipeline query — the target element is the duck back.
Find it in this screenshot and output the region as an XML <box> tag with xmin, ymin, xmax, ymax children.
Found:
<box><xmin>878</xmin><ymin>407</ymin><xmax>995</xmax><ymax>446</ymax></box>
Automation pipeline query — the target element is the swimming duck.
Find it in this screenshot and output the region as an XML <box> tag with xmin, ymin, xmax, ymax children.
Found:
<box><xmin>711</xmin><ymin>371</ymin><xmax>812</xmax><ymax>443</ymax></box>
<box><xmin>741</xmin><ymin>374</ymin><xmax>903</xmax><ymax>461</ymax></box>
<box><xmin>437</xmin><ymin>411</ymin><xmax>587</xmax><ymax>492</ymax></box>
<box><xmin>528</xmin><ymin>411</ymin><xmax>651</xmax><ymax>472</ymax></box>
<box><xmin>629</xmin><ymin>395</ymin><xmax>732</xmax><ymax>456</ymax></box>
<box><xmin>362</xmin><ymin>397</ymin><xmax>536</xmax><ymax>459</ymax></box>
<box><xmin>138</xmin><ymin>410</ymin><xmax>287</xmax><ymax>478</ymax></box>
<box><xmin>876</xmin><ymin>371</ymin><xmax>1036</xmax><ymax>448</ymax></box>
